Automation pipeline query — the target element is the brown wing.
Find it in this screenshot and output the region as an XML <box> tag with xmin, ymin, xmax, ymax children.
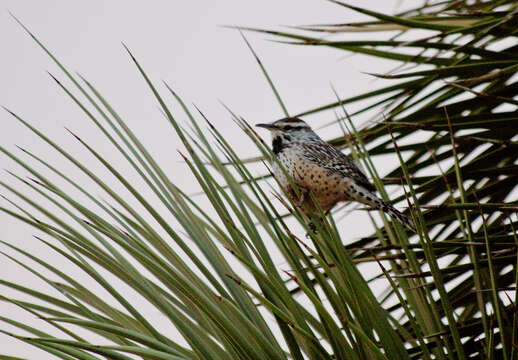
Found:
<box><xmin>301</xmin><ymin>141</ymin><xmax>376</xmax><ymax>193</ymax></box>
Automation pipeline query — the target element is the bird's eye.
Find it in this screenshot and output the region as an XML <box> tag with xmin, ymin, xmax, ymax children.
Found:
<box><xmin>283</xmin><ymin>125</ymin><xmax>293</xmax><ymax>131</ymax></box>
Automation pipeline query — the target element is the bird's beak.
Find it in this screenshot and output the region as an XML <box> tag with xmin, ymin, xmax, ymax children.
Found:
<box><xmin>255</xmin><ymin>123</ymin><xmax>278</xmax><ymax>131</ymax></box>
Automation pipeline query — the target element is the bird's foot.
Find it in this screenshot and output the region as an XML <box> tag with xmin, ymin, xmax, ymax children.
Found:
<box><xmin>305</xmin><ymin>221</ymin><xmax>318</xmax><ymax>238</ymax></box>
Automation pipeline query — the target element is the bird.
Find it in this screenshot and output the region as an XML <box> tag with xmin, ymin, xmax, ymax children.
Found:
<box><xmin>256</xmin><ymin>117</ymin><xmax>416</xmax><ymax>232</ymax></box>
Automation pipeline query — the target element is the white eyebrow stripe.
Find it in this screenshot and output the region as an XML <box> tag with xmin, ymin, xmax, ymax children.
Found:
<box><xmin>278</xmin><ymin>122</ymin><xmax>308</xmax><ymax>128</ymax></box>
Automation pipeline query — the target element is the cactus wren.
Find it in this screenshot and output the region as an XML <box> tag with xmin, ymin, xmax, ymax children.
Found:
<box><xmin>256</xmin><ymin>117</ymin><xmax>416</xmax><ymax>232</ymax></box>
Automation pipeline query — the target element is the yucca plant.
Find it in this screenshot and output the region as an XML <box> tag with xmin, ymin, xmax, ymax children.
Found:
<box><xmin>1</xmin><ymin>0</ymin><xmax>517</xmax><ymax>359</ymax></box>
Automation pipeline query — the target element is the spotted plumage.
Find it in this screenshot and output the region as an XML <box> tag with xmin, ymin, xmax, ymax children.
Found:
<box><xmin>256</xmin><ymin>117</ymin><xmax>416</xmax><ymax>232</ymax></box>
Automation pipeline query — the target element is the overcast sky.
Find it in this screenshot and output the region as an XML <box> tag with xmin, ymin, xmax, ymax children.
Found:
<box><xmin>1</xmin><ymin>1</ymin><xmax>403</xmax><ymax>357</ymax></box>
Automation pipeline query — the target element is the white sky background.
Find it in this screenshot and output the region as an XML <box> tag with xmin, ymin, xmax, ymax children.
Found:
<box><xmin>0</xmin><ymin>0</ymin><xmax>411</xmax><ymax>357</ymax></box>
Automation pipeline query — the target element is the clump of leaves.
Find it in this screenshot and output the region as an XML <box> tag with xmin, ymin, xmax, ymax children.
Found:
<box><xmin>244</xmin><ymin>0</ymin><xmax>518</xmax><ymax>358</ymax></box>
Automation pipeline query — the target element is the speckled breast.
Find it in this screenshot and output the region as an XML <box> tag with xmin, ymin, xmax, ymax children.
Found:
<box><xmin>273</xmin><ymin>147</ymin><xmax>349</xmax><ymax>212</ymax></box>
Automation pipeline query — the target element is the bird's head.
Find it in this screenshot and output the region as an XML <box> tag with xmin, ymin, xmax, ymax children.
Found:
<box><xmin>256</xmin><ymin>117</ymin><xmax>315</xmax><ymax>139</ymax></box>
<box><xmin>256</xmin><ymin>117</ymin><xmax>318</xmax><ymax>154</ymax></box>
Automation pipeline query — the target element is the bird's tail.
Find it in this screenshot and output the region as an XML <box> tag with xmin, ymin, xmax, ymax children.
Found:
<box><xmin>347</xmin><ymin>184</ymin><xmax>416</xmax><ymax>233</ymax></box>
<box><xmin>379</xmin><ymin>200</ymin><xmax>416</xmax><ymax>233</ymax></box>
